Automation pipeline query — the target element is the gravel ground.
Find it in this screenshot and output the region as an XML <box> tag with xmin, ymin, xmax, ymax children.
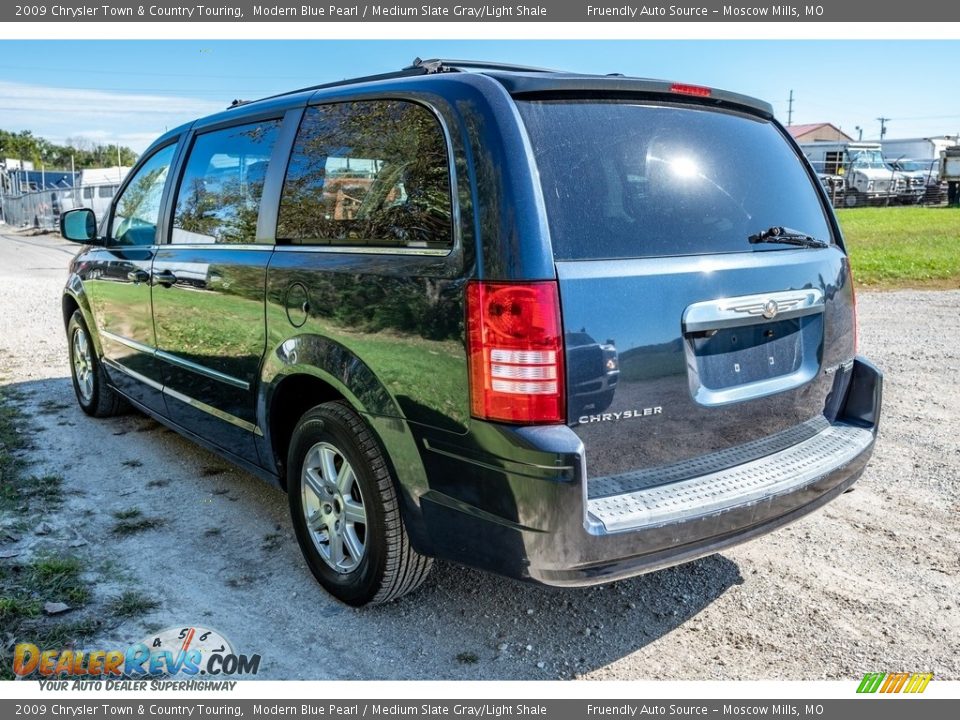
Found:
<box><xmin>0</xmin><ymin>229</ymin><xmax>957</xmax><ymax>681</ymax></box>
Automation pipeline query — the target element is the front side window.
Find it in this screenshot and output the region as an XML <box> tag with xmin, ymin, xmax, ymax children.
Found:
<box><xmin>277</xmin><ymin>100</ymin><xmax>452</xmax><ymax>250</ymax></box>
<box><xmin>110</xmin><ymin>143</ymin><xmax>176</xmax><ymax>247</ymax></box>
<box><xmin>171</xmin><ymin>120</ymin><xmax>280</xmax><ymax>244</ymax></box>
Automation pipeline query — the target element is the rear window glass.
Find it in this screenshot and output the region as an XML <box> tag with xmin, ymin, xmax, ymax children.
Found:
<box><xmin>517</xmin><ymin>100</ymin><xmax>832</xmax><ymax>260</ymax></box>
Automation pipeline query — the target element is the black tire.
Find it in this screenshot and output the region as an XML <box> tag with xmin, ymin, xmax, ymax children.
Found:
<box><xmin>67</xmin><ymin>310</ymin><xmax>125</xmax><ymax>417</ymax></box>
<box><xmin>843</xmin><ymin>190</ymin><xmax>862</xmax><ymax>208</ymax></box>
<box><xmin>287</xmin><ymin>401</ymin><xmax>432</xmax><ymax>606</ymax></box>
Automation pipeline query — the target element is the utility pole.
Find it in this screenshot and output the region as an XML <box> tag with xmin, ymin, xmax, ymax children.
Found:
<box><xmin>116</xmin><ymin>144</ymin><xmax>122</xmax><ymax>182</ymax></box>
<box><xmin>877</xmin><ymin>117</ymin><xmax>891</xmax><ymax>140</ymax></box>
<box><xmin>787</xmin><ymin>89</ymin><xmax>794</xmax><ymax>126</ymax></box>
<box><xmin>855</xmin><ymin>126</ymin><xmax>863</xmax><ymax>141</ymax></box>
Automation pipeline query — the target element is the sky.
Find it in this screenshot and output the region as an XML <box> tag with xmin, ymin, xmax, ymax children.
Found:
<box><xmin>1</xmin><ymin>40</ymin><xmax>958</xmax><ymax>156</ymax></box>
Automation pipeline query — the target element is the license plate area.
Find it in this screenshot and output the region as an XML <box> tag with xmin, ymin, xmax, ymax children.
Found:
<box><xmin>693</xmin><ymin>317</ymin><xmax>804</xmax><ymax>389</ymax></box>
<box><xmin>682</xmin><ymin>290</ymin><xmax>825</xmax><ymax>406</ymax></box>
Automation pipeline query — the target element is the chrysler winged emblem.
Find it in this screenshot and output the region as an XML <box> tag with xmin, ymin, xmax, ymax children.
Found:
<box><xmin>761</xmin><ymin>299</ymin><xmax>780</xmax><ymax>319</ymax></box>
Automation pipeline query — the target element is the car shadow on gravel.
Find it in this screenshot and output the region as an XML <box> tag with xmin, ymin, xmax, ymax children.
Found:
<box><xmin>5</xmin><ymin>375</ymin><xmax>745</xmax><ymax>680</ymax></box>
<box><xmin>376</xmin><ymin>554</ymin><xmax>745</xmax><ymax>678</ymax></box>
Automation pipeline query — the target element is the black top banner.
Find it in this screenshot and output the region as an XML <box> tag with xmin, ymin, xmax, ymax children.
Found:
<box><xmin>5</xmin><ymin>0</ymin><xmax>958</xmax><ymax>22</ymax></box>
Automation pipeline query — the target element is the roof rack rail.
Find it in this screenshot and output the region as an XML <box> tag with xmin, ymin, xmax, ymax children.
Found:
<box><xmin>226</xmin><ymin>64</ymin><xmax>430</xmax><ymax>110</ymax></box>
<box><xmin>226</xmin><ymin>57</ymin><xmax>560</xmax><ymax>110</ymax></box>
<box><xmin>404</xmin><ymin>57</ymin><xmax>560</xmax><ymax>75</ymax></box>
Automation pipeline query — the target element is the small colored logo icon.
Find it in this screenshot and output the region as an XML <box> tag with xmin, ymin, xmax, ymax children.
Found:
<box><xmin>857</xmin><ymin>672</ymin><xmax>933</xmax><ymax>694</ymax></box>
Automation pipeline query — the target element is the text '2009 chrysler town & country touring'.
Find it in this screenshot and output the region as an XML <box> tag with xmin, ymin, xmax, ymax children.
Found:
<box><xmin>59</xmin><ymin>59</ymin><xmax>882</xmax><ymax>606</ymax></box>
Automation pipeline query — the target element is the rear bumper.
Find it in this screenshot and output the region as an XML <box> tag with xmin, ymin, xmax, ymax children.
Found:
<box><xmin>413</xmin><ymin>357</ymin><xmax>882</xmax><ymax>586</ymax></box>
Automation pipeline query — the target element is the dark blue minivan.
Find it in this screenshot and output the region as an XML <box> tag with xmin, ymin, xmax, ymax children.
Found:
<box><xmin>60</xmin><ymin>59</ymin><xmax>882</xmax><ymax>605</ymax></box>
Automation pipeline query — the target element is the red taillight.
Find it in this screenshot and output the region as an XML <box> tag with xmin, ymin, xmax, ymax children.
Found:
<box><xmin>670</xmin><ymin>82</ymin><xmax>712</xmax><ymax>98</ymax></box>
<box><xmin>466</xmin><ymin>281</ymin><xmax>565</xmax><ymax>424</ymax></box>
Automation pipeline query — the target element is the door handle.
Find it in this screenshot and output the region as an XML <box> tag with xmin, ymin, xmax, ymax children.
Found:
<box><xmin>127</xmin><ymin>269</ymin><xmax>150</xmax><ymax>284</ymax></box>
<box><xmin>152</xmin><ymin>269</ymin><xmax>178</xmax><ymax>287</ymax></box>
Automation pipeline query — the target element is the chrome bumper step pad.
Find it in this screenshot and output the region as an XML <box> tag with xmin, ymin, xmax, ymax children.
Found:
<box><xmin>586</xmin><ymin>422</ymin><xmax>873</xmax><ymax>534</ymax></box>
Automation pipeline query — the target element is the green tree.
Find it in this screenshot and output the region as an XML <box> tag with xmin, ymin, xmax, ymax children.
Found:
<box><xmin>0</xmin><ymin>129</ymin><xmax>138</xmax><ymax>169</ymax></box>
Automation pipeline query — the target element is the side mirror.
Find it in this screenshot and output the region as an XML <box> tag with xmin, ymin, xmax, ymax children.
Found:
<box><xmin>60</xmin><ymin>208</ymin><xmax>99</xmax><ymax>244</ymax></box>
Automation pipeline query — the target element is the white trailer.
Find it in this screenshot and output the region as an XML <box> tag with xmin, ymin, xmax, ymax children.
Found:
<box><xmin>881</xmin><ymin>136</ymin><xmax>959</xmax><ymax>162</ymax></box>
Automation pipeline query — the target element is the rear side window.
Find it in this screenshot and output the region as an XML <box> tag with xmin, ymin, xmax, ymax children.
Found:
<box><xmin>171</xmin><ymin>119</ymin><xmax>281</xmax><ymax>244</ymax></box>
<box><xmin>277</xmin><ymin>100</ymin><xmax>453</xmax><ymax>251</ymax></box>
<box><xmin>517</xmin><ymin>100</ymin><xmax>833</xmax><ymax>260</ymax></box>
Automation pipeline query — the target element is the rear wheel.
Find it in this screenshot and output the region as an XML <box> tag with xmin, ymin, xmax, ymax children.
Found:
<box><xmin>67</xmin><ymin>310</ymin><xmax>125</xmax><ymax>417</ymax></box>
<box><xmin>287</xmin><ymin>401</ymin><xmax>431</xmax><ymax>606</ymax></box>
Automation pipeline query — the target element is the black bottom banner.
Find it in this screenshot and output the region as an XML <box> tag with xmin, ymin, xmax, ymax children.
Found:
<box><xmin>2</xmin><ymin>699</ymin><xmax>957</xmax><ymax>720</ymax></box>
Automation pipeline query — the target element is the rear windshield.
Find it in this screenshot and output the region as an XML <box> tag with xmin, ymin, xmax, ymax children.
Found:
<box><xmin>517</xmin><ymin>100</ymin><xmax>833</xmax><ymax>260</ymax></box>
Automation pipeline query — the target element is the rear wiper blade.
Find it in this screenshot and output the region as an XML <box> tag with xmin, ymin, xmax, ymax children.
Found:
<box><xmin>748</xmin><ymin>226</ymin><xmax>828</xmax><ymax>249</ymax></box>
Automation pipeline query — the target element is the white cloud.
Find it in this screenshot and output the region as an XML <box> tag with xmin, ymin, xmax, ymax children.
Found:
<box><xmin>0</xmin><ymin>80</ymin><xmax>225</xmax><ymax>154</ymax></box>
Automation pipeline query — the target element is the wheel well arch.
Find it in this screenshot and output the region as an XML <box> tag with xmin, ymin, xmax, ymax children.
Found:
<box><xmin>62</xmin><ymin>293</ymin><xmax>80</xmax><ymax>328</ymax></box>
<box><xmin>266</xmin><ymin>373</ymin><xmax>346</xmax><ymax>490</ymax></box>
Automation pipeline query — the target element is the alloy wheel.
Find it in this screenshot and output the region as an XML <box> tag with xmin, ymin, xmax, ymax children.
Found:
<box><xmin>72</xmin><ymin>326</ymin><xmax>94</xmax><ymax>403</ymax></box>
<box><xmin>300</xmin><ymin>441</ymin><xmax>367</xmax><ymax>573</ymax></box>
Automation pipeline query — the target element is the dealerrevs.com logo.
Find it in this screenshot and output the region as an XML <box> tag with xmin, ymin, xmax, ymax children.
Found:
<box><xmin>857</xmin><ymin>672</ymin><xmax>933</xmax><ymax>694</ymax></box>
<box><xmin>14</xmin><ymin>625</ymin><xmax>260</xmax><ymax>686</ymax></box>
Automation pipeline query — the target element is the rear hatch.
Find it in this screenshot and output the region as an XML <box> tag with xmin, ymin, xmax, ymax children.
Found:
<box><xmin>516</xmin><ymin>98</ymin><xmax>856</xmax><ymax>480</ymax></box>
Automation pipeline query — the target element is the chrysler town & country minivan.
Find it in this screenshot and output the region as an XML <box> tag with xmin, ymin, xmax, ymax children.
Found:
<box><xmin>60</xmin><ymin>59</ymin><xmax>882</xmax><ymax>605</ymax></box>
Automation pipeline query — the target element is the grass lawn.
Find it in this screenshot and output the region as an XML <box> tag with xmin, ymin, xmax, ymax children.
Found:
<box><xmin>836</xmin><ymin>206</ymin><xmax>960</xmax><ymax>290</ymax></box>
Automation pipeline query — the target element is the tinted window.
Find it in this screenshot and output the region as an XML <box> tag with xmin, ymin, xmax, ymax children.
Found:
<box><xmin>171</xmin><ymin>120</ymin><xmax>280</xmax><ymax>244</ymax></box>
<box><xmin>517</xmin><ymin>101</ymin><xmax>833</xmax><ymax>260</ymax></box>
<box><xmin>98</xmin><ymin>185</ymin><xmax>115</xmax><ymax>198</ymax></box>
<box><xmin>110</xmin><ymin>144</ymin><xmax>176</xmax><ymax>246</ymax></box>
<box><xmin>83</xmin><ymin>187</ymin><xmax>94</xmax><ymax>199</ymax></box>
<box><xmin>277</xmin><ymin>101</ymin><xmax>452</xmax><ymax>250</ymax></box>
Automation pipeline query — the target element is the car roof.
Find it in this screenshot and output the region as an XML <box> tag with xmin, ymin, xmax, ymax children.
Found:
<box><xmin>216</xmin><ymin>58</ymin><xmax>775</xmax><ymax>119</ymax></box>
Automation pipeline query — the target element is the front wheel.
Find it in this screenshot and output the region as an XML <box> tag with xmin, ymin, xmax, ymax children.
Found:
<box><xmin>287</xmin><ymin>401</ymin><xmax>432</xmax><ymax>606</ymax></box>
<box><xmin>67</xmin><ymin>310</ymin><xmax>125</xmax><ymax>417</ymax></box>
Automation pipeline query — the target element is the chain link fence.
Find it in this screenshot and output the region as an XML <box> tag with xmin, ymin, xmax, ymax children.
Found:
<box><xmin>807</xmin><ymin>158</ymin><xmax>948</xmax><ymax>209</ymax></box>
<box><xmin>0</xmin><ymin>184</ymin><xmax>118</xmax><ymax>230</ymax></box>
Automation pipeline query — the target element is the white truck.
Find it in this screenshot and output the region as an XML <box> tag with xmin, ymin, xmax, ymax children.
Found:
<box><xmin>799</xmin><ymin>141</ymin><xmax>905</xmax><ymax>207</ymax></box>
<box><xmin>884</xmin><ymin>137</ymin><xmax>959</xmax><ymax>204</ymax></box>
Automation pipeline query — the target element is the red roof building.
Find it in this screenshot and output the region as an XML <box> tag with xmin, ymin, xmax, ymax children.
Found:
<box><xmin>787</xmin><ymin>123</ymin><xmax>853</xmax><ymax>143</ymax></box>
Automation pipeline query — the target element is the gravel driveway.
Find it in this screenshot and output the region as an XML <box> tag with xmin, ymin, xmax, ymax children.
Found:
<box><xmin>1</xmin><ymin>229</ymin><xmax>957</xmax><ymax>680</ymax></box>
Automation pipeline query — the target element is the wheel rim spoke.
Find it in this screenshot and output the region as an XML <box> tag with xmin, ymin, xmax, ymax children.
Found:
<box><xmin>303</xmin><ymin>467</ymin><xmax>326</xmax><ymax>500</ymax></box>
<box><xmin>306</xmin><ymin>509</ymin><xmax>325</xmax><ymax>532</ymax></box>
<box><xmin>343</xmin><ymin>526</ymin><xmax>364</xmax><ymax>562</ymax></box>
<box><xmin>320</xmin><ymin>447</ymin><xmax>338</xmax><ymax>487</ymax></box>
<box><xmin>342</xmin><ymin>497</ymin><xmax>365</xmax><ymax>525</ymax></box>
<box><xmin>327</xmin><ymin>522</ymin><xmax>345</xmax><ymax>566</ymax></box>
<box><xmin>336</xmin><ymin>461</ymin><xmax>355</xmax><ymax>495</ymax></box>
